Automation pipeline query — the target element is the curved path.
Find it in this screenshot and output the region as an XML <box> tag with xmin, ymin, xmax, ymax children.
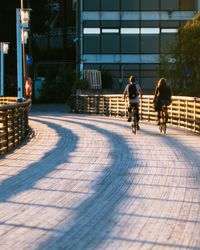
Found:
<box><xmin>0</xmin><ymin>105</ymin><xmax>200</xmax><ymax>250</ymax></box>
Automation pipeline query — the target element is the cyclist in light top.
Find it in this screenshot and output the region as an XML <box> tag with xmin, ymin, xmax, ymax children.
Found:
<box><xmin>123</xmin><ymin>75</ymin><xmax>143</xmax><ymax>129</ymax></box>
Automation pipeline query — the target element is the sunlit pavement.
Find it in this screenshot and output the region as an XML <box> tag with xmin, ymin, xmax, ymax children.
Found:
<box><xmin>0</xmin><ymin>104</ymin><xmax>200</xmax><ymax>250</ymax></box>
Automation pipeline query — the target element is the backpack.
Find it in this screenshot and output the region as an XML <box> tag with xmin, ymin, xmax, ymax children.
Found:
<box><xmin>128</xmin><ymin>84</ymin><xmax>138</xmax><ymax>99</ymax></box>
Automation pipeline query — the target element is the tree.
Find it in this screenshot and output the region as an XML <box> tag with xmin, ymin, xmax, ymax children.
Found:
<box><xmin>161</xmin><ymin>12</ymin><xmax>200</xmax><ymax>97</ymax></box>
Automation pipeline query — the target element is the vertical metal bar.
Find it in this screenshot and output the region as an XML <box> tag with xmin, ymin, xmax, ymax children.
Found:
<box><xmin>16</xmin><ymin>9</ymin><xmax>23</xmax><ymax>101</ymax></box>
<box><xmin>0</xmin><ymin>43</ymin><xmax>4</xmax><ymax>96</ymax></box>
<box><xmin>79</xmin><ymin>0</ymin><xmax>83</xmax><ymax>79</ymax></box>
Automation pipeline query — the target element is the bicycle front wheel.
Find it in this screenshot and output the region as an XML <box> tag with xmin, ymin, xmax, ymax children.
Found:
<box><xmin>131</xmin><ymin>121</ymin><xmax>136</xmax><ymax>134</ymax></box>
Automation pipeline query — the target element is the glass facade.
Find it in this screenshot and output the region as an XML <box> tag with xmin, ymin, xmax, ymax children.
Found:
<box><xmin>80</xmin><ymin>0</ymin><xmax>197</xmax><ymax>92</ymax></box>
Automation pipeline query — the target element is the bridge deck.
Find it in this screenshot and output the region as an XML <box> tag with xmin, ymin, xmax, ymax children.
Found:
<box><xmin>0</xmin><ymin>105</ymin><xmax>200</xmax><ymax>250</ymax></box>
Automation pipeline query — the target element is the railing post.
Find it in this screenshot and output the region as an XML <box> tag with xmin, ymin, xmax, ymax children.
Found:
<box><xmin>186</xmin><ymin>100</ymin><xmax>188</xmax><ymax>129</ymax></box>
<box><xmin>193</xmin><ymin>98</ymin><xmax>196</xmax><ymax>131</ymax></box>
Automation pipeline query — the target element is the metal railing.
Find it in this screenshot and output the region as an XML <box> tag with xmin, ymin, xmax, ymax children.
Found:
<box><xmin>0</xmin><ymin>97</ymin><xmax>31</xmax><ymax>154</ymax></box>
<box><xmin>73</xmin><ymin>94</ymin><xmax>200</xmax><ymax>133</ymax></box>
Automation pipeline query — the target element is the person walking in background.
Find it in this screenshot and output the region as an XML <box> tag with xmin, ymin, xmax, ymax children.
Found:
<box><xmin>153</xmin><ymin>77</ymin><xmax>172</xmax><ymax>125</ymax></box>
<box><xmin>25</xmin><ymin>77</ymin><xmax>33</xmax><ymax>100</ymax></box>
<box><xmin>123</xmin><ymin>75</ymin><xmax>143</xmax><ymax>128</ymax></box>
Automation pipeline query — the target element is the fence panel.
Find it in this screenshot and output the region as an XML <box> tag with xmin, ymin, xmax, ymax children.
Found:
<box><xmin>73</xmin><ymin>94</ymin><xmax>200</xmax><ymax>134</ymax></box>
<box><xmin>0</xmin><ymin>97</ymin><xmax>31</xmax><ymax>154</ymax></box>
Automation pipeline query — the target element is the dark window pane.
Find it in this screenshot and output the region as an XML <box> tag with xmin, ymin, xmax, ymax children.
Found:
<box><xmin>141</xmin><ymin>0</ymin><xmax>159</xmax><ymax>11</ymax></box>
<box><xmin>84</xmin><ymin>64</ymin><xmax>100</xmax><ymax>70</ymax></box>
<box><xmin>121</xmin><ymin>0</ymin><xmax>139</xmax><ymax>10</ymax></box>
<box><xmin>160</xmin><ymin>0</ymin><xmax>179</xmax><ymax>10</ymax></box>
<box><xmin>160</xmin><ymin>21</ymin><xmax>179</xmax><ymax>28</ymax></box>
<box><xmin>101</xmin><ymin>34</ymin><xmax>120</xmax><ymax>53</ymax></box>
<box><xmin>141</xmin><ymin>35</ymin><xmax>159</xmax><ymax>53</ymax></box>
<box><xmin>84</xmin><ymin>36</ymin><xmax>100</xmax><ymax>53</ymax></box>
<box><xmin>121</xmin><ymin>35</ymin><xmax>139</xmax><ymax>53</ymax></box>
<box><xmin>84</xmin><ymin>21</ymin><xmax>100</xmax><ymax>28</ymax></box>
<box><xmin>101</xmin><ymin>0</ymin><xmax>120</xmax><ymax>11</ymax></box>
<box><xmin>83</xmin><ymin>0</ymin><xmax>100</xmax><ymax>11</ymax></box>
<box><xmin>161</xmin><ymin>34</ymin><xmax>177</xmax><ymax>53</ymax></box>
<box><xmin>121</xmin><ymin>21</ymin><xmax>140</xmax><ymax>27</ymax></box>
<box><xmin>141</xmin><ymin>21</ymin><xmax>159</xmax><ymax>27</ymax></box>
<box><xmin>101</xmin><ymin>21</ymin><xmax>120</xmax><ymax>27</ymax></box>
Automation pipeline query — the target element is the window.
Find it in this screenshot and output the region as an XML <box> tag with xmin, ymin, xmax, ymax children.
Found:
<box><xmin>84</xmin><ymin>64</ymin><xmax>100</xmax><ymax>70</ymax></box>
<box><xmin>83</xmin><ymin>28</ymin><xmax>100</xmax><ymax>34</ymax></box>
<box><xmin>121</xmin><ymin>28</ymin><xmax>140</xmax><ymax>34</ymax></box>
<box><xmin>141</xmin><ymin>28</ymin><xmax>160</xmax><ymax>34</ymax></box>
<box><xmin>141</xmin><ymin>0</ymin><xmax>159</xmax><ymax>11</ymax></box>
<box><xmin>121</xmin><ymin>35</ymin><xmax>139</xmax><ymax>53</ymax></box>
<box><xmin>101</xmin><ymin>0</ymin><xmax>120</xmax><ymax>11</ymax></box>
<box><xmin>141</xmin><ymin>21</ymin><xmax>159</xmax><ymax>27</ymax></box>
<box><xmin>101</xmin><ymin>34</ymin><xmax>120</xmax><ymax>53</ymax></box>
<box><xmin>84</xmin><ymin>35</ymin><xmax>100</xmax><ymax>53</ymax></box>
<box><xmin>160</xmin><ymin>21</ymin><xmax>179</xmax><ymax>28</ymax></box>
<box><xmin>121</xmin><ymin>21</ymin><xmax>140</xmax><ymax>28</ymax></box>
<box><xmin>121</xmin><ymin>0</ymin><xmax>139</xmax><ymax>11</ymax></box>
<box><xmin>141</xmin><ymin>35</ymin><xmax>159</xmax><ymax>53</ymax></box>
<box><xmin>160</xmin><ymin>0</ymin><xmax>179</xmax><ymax>10</ymax></box>
<box><xmin>102</xmin><ymin>28</ymin><xmax>119</xmax><ymax>33</ymax></box>
<box><xmin>180</xmin><ymin>0</ymin><xmax>195</xmax><ymax>10</ymax></box>
<box><xmin>84</xmin><ymin>21</ymin><xmax>100</xmax><ymax>28</ymax></box>
<box><xmin>83</xmin><ymin>0</ymin><xmax>100</xmax><ymax>11</ymax></box>
<box><xmin>161</xmin><ymin>29</ymin><xmax>178</xmax><ymax>33</ymax></box>
<box><xmin>101</xmin><ymin>21</ymin><xmax>120</xmax><ymax>28</ymax></box>
<box><xmin>161</xmin><ymin>34</ymin><xmax>177</xmax><ymax>53</ymax></box>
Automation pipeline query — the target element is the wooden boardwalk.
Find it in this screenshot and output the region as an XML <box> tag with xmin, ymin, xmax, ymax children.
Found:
<box><xmin>0</xmin><ymin>104</ymin><xmax>200</xmax><ymax>250</ymax></box>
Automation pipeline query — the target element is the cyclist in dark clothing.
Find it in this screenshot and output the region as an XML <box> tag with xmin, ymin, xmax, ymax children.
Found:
<box><xmin>153</xmin><ymin>78</ymin><xmax>172</xmax><ymax>125</ymax></box>
<box><xmin>123</xmin><ymin>75</ymin><xmax>142</xmax><ymax>128</ymax></box>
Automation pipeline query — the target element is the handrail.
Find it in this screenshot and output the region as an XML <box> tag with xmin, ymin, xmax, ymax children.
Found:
<box><xmin>72</xmin><ymin>94</ymin><xmax>200</xmax><ymax>134</ymax></box>
<box><xmin>0</xmin><ymin>97</ymin><xmax>32</xmax><ymax>154</ymax></box>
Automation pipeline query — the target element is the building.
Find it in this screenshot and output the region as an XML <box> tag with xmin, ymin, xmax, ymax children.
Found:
<box><xmin>32</xmin><ymin>0</ymin><xmax>76</xmax><ymax>79</ymax></box>
<box><xmin>77</xmin><ymin>0</ymin><xmax>200</xmax><ymax>93</ymax></box>
<box><xmin>33</xmin><ymin>0</ymin><xmax>76</xmax><ymax>60</ymax></box>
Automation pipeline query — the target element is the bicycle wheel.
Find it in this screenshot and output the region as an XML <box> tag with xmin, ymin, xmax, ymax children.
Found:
<box><xmin>163</xmin><ymin>110</ymin><xmax>167</xmax><ymax>134</ymax></box>
<box><xmin>159</xmin><ymin>111</ymin><xmax>167</xmax><ymax>134</ymax></box>
<box><xmin>159</xmin><ymin>123</ymin><xmax>163</xmax><ymax>133</ymax></box>
<box><xmin>131</xmin><ymin>120</ymin><xmax>136</xmax><ymax>134</ymax></box>
<box><xmin>131</xmin><ymin>115</ymin><xmax>137</xmax><ymax>134</ymax></box>
<box><xmin>163</xmin><ymin>123</ymin><xmax>166</xmax><ymax>134</ymax></box>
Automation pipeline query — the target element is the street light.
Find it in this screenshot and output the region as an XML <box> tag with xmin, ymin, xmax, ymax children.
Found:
<box><xmin>16</xmin><ymin>8</ymin><xmax>31</xmax><ymax>101</ymax></box>
<box><xmin>0</xmin><ymin>42</ymin><xmax>9</xmax><ymax>96</ymax></box>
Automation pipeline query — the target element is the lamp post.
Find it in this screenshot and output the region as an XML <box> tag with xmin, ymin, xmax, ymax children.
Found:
<box><xmin>0</xmin><ymin>42</ymin><xmax>9</xmax><ymax>96</ymax></box>
<box><xmin>16</xmin><ymin>8</ymin><xmax>31</xmax><ymax>101</ymax></box>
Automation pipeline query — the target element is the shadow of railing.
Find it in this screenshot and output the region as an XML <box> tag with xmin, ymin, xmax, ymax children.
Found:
<box><xmin>35</xmin><ymin>115</ymin><xmax>200</xmax><ymax>250</ymax></box>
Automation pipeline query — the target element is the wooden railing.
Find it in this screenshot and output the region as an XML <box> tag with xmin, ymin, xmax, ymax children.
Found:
<box><xmin>0</xmin><ymin>97</ymin><xmax>31</xmax><ymax>154</ymax></box>
<box><xmin>73</xmin><ymin>95</ymin><xmax>200</xmax><ymax>133</ymax></box>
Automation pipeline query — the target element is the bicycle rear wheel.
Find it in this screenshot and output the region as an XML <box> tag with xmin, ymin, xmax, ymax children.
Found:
<box><xmin>162</xmin><ymin>123</ymin><xmax>166</xmax><ymax>134</ymax></box>
<box><xmin>159</xmin><ymin>123</ymin><xmax>163</xmax><ymax>133</ymax></box>
<box><xmin>159</xmin><ymin>111</ymin><xmax>167</xmax><ymax>134</ymax></box>
<box><xmin>131</xmin><ymin>121</ymin><xmax>136</xmax><ymax>134</ymax></box>
<box><xmin>131</xmin><ymin>116</ymin><xmax>137</xmax><ymax>134</ymax></box>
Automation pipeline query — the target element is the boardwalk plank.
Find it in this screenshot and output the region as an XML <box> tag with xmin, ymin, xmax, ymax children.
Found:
<box><xmin>0</xmin><ymin>106</ymin><xmax>199</xmax><ymax>250</ymax></box>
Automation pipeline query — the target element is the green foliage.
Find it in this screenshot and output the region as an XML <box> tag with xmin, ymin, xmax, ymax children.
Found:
<box><xmin>160</xmin><ymin>12</ymin><xmax>200</xmax><ymax>97</ymax></box>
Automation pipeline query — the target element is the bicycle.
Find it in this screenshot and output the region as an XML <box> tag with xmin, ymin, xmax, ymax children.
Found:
<box><xmin>159</xmin><ymin>105</ymin><xmax>168</xmax><ymax>134</ymax></box>
<box><xmin>131</xmin><ymin>106</ymin><xmax>139</xmax><ymax>134</ymax></box>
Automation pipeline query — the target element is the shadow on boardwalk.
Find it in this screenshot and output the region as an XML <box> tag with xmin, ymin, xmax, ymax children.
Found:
<box><xmin>0</xmin><ymin>104</ymin><xmax>199</xmax><ymax>250</ymax></box>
